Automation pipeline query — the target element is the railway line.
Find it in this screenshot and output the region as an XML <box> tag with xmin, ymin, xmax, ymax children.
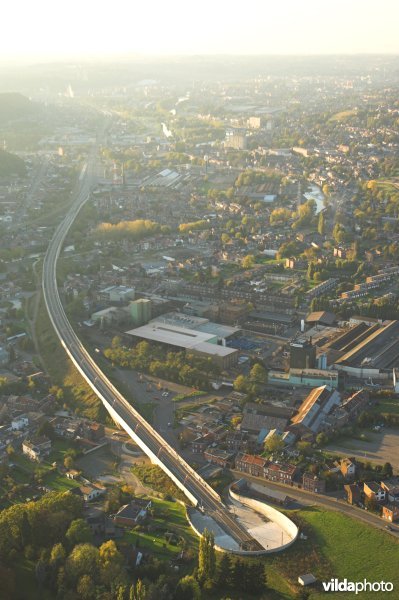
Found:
<box><xmin>42</xmin><ymin>151</ymin><xmax>262</xmax><ymax>552</ymax></box>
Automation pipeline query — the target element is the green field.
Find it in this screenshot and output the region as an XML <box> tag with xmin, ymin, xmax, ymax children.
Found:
<box><xmin>371</xmin><ymin>396</ymin><xmax>399</xmax><ymax>416</ymax></box>
<box><xmin>10</xmin><ymin>439</ymin><xmax>81</xmax><ymax>493</ymax></box>
<box><xmin>121</xmin><ymin>497</ymin><xmax>198</xmax><ymax>561</ymax></box>
<box><xmin>329</xmin><ymin>108</ymin><xmax>357</xmax><ymax>122</ymax></box>
<box><xmin>268</xmin><ymin>507</ymin><xmax>399</xmax><ymax>600</ymax></box>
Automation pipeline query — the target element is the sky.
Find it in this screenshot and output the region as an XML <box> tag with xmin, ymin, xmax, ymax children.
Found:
<box><xmin>2</xmin><ymin>0</ymin><xmax>399</xmax><ymax>62</ymax></box>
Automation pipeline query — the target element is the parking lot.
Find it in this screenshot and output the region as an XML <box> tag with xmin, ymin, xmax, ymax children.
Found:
<box><xmin>327</xmin><ymin>428</ymin><xmax>399</xmax><ymax>472</ymax></box>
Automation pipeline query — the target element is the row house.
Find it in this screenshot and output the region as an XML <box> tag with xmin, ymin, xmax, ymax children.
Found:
<box><xmin>204</xmin><ymin>448</ymin><xmax>235</xmax><ymax>468</ymax></box>
<box><xmin>302</xmin><ymin>472</ymin><xmax>326</xmax><ymax>494</ymax></box>
<box><xmin>235</xmin><ymin>453</ymin><xmax>267</xmax><ymax>478</ymax></box>
<box><xmin>225</xmin><ymin>431</ymin><xmax>249</xmax><ymax>452</ymax></box>
<box><xmin>191</xmin><ymin>433</ymin><xmax>214</xmax><ymax>454</ymax></box>
<box><xmin>264</xmin><ymin>461</ymin><xmax>298</xmax><ymax>484</ymax></box>
<box><xmin>235</xmin><ymin>453</ymin><xmax>298</xmax><ymax>484</ymax></box>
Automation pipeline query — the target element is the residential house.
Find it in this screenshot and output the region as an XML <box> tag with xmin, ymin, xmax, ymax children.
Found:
<box><xmin>381</xmin><ymin>479</ymin><xmax>399</xmax><ymax>503</ymax></box>
<box><xmin>340</xmin><ymin>458</ymin><xmax>356</xmax><ymax>479</ymax></box>
<box><xmin>382</xmin><ymin>504</ymin><xmax>399</xmax><ymax>523</ymax></box>
<box><xmin>114</xmin><ymin>499</ymin><xmax>152</xmax><ymax>527</ymax></box>
<box><xmin>344</xmin><ymin>483</ymin><xmax>362</xmax><ymax>505</ymax></box>
<box><xmin>235</xmin><ymin>453</ymin><xmax>267</xmax><ymax>478</ymax></box>
<box><xmin>79</xmin><ymin>484</ymin><xmax>106</xmax><ymax>502</ymax></box>
<box><xmin>264</xmin><ymin>461</ymin><xmax>298</xmax><ymax>484</ymax></box>
<box><xmin>363</xmin><ymin>481</ymin><xmax>386</xmax><ymax>503</ymax></box>
<box><xmin>203</xmin><ymin>448</ymin><xmax>235</xmax><ymax>468</ymax></box>
<box><xmin>191</xmin><ymin>433</ymin><xmax>213</xmax><ymax>453</ymax></box>
<box><xmin>22</xmin><ymin>435</ymin><xmax>52</xmax><ymax>462</ymax></box>
<box><xmin>11</xmin><ymin>416</ymin><xmax>29</xmax><ymax>431</ymax></box>
<box><xmin>302</xmin><ymin>473</ymin><xmax>326</xmax><ymax>494</ymax></box>
<box><xmin>225</xmin><ymin>431</ymin><xmax>249</xmax><ymax>452</ymax></box>
<box><xmin>66</xmin><ymin>469</ymin><xmax>81</xmax><ymax>480</ymax></box>
<box><xmin>82</xmin><ymin>422</ymin><xmax>105</xmax><ymax>442</ymax></box>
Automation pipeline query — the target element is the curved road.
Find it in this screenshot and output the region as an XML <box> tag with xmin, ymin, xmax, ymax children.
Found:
<box><xmin>42</xmin><ymin>150</ymin><xmax>260</xmax><ymax>551</ymax></box>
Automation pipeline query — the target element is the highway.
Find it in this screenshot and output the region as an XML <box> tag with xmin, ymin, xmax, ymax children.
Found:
<box><xmin>41</xmin><ymin>150</ymin><xmax>261</xmax><ymax>551</ymax></box>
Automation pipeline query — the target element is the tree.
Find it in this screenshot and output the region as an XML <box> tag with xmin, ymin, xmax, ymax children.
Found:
<box><xmin>244</xmin><ymin>562</ymin><xmax>267</xmax><ymax>595</ymax></box>
<box><xmin>112</xmin><ymin>336</ymin><xmax>122</xmax><ymax>348</ymax></box>
<box><xmin>20</xmin><ymin>511</ymin><xmax>31</xmax><ymax>547</ymax></box>
<box><xmin>5</xmin><ymin>444</ymin><xmax>15</xmax><ymax>459</ymax></box>
<box><xmin>116</xmin><ymin>586</ymin><xmax>128</xmax><ymax>600</ymax></box>
<box><xmin>233</xmin><ymin>375</ymin><xmax>248</xmax><ymax>393</ymax></box>
<box><xmin>198</xmin><ymin>528</ymin><xmax>216</xmax><ymax>582</ymax></box>
<box><xmin>249</xmin><ymin>363</ymin><xmax>267</xmax><ymax>384</ymax></box>
<box><xmin>365</xmin><ymin>496</ymin><xmax>378</xmax><ymax>512</ymax></box>
<box><xmin>264</xmin><ymin>433</ymin><xmax>284</xmax><ymax>454</ymax></box>
<box><xmin>66</xmin><ymin>519</ymin><xmax>93</xmax><ymax>547</ymax></box>
<box><xmin>382</xmin><ymin>462</ymin><xmax>393</xmax><ymax>478</ymax></box>
<box><xmin>318</xmin><ymin>211</ymin><xmax>326</xmax><ymax>236</ymax></box>
<box><xmin>270</xmin><ymin>207</ymin><xmax>292</xmax><ymax>226</ymax></box>
<box><xmin>50</xmin><ymin>542</ymin><xmax>66</xmax><ymax>566</ymax></box>
<box><xmin>175</xmin><ymin>576</ymin><xmax>201</xmax><ymax>600</ymax></box>
<box><xmin>230</xmin><ymin>415</ymin><xmax>242</xmax><ymax>429</ymax></box>
<box><xmin>66</xmin><ymin>543</ymin><xmax>99</xmax><ymax>584</ymax></box>
<box><xmin>296</xmin><ymin>441</ymin><xmax>312</xmax><ymax>456</ymax></box>
<box><xmin>129</xmin><ymin>580</ymin><xmax>146</xmax><ymax>600</ymax></box>
<box><xmin>35</xmin><ymin>558</ymin><xmax>48</xmax><ymax>586</ymax></box>
<box><xmin>231</xmin><ymin>559</ymin><xmax>245</xmax><ymax>589</ymax></box>
<box><xmin>316</xmin><ymin>432</ymin><xmax>328</xmax><ymax>446</ymax></box>
<box><xmin>36</xmin><ymin>420</ymin><xmax>56</xmax><ymax>441</ymax></box>
<box><xmin>64</xmin><ymin>455</ymin><xmax>74</xmax><ymax>470</ymax></box>
<box><xmin>99</xmin><ymin>539</ymin><xmax>127</xmax><ymax>588</ymax></box>
<box><xmin>77</xmin><ymin>574</ymin><xmax>95</xmax><ymax>600</ymax></box>
<box><xmin>241</xmin><ymin>254</ymin><xmax>255</xmax><ymax>269</ymax></box>
<box><xmin>216</xmin><ymin>552</ymin><xmax>232</xmax><ymax>588</ymax></box>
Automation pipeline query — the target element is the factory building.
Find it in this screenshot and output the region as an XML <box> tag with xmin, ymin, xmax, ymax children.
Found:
<box><xmin>124</xmin><ymin>322</ymin><xmax>238</xmax><ymax>370</ymax></box>
<box><xmin>130</xmin><ymin>299</ymin><xmax>152</xmax><ymax>326</ymax></box>
<box><xmin>289</xmin><ymin>339</ymin><xmax>316</xmax><ymax>370</ymax></box>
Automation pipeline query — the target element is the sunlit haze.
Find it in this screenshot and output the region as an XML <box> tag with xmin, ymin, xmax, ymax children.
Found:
<box><xmin>3</xmin><ymin>0</ymin><xmax>399</xmax><ymax>62</ymax></box>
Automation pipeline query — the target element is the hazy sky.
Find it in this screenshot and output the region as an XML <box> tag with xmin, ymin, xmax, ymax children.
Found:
<box><xmin>3</xmin><ymin>0</ymin><xmax>399</xmax><ymax>61</ymax></box>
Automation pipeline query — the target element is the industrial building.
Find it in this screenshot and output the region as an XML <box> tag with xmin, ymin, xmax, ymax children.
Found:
<box><xmin>130</xmin><ymin>299</ymin><xmax>152</xmax><ymax>326</ymax></box>
<box><xmin>0</xmin><ymin>346</ymin><xmax>9</xmax><ymax>367</ymax></box>
<box><xmin>150</xmin><ymin>311</ymin><xmax>241</xmax><ymax>342</ymax></box>
<box><xmin>289</xmin><ymin>339</ymin><xmax>316</xmax><ymax>370</ymax></box>
<box><xmin>241</xmin><ymin>402</ymin><xmax>294</xmax><ymax>435</ymax></box>
<box><xmin>124</xmin><ymin>322</ymin><xmax>238</xmax><ymax>370</ymax></box>
<box><xmin>326</xmin><ymin>320</ymin><xmax>399</xmax><ymax>380</ymax></box>
<box><xmin>290</xmin><ymin>386</ymin><xmax>341</xmax><ymax>436</ymax></box>
<box><xmin>268</xmin><ymin>368</ymin><xmax>339</xmax><ymax>389</ymax></box>
<box><xmin>99</xmin><ymin>285</ymin><xmax>135</xmax><ymax>303</ymax></box>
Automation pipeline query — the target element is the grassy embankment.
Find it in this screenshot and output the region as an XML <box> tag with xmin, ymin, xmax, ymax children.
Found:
<box><xmin>34</xmin><ymin>295</ymin><xmax>104</xmax><ymax>421</ymax></box>
<box><xmin>266</xmin><ymin>506</ymin><xmax>399</xmax><ymax>600</ymax></box>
